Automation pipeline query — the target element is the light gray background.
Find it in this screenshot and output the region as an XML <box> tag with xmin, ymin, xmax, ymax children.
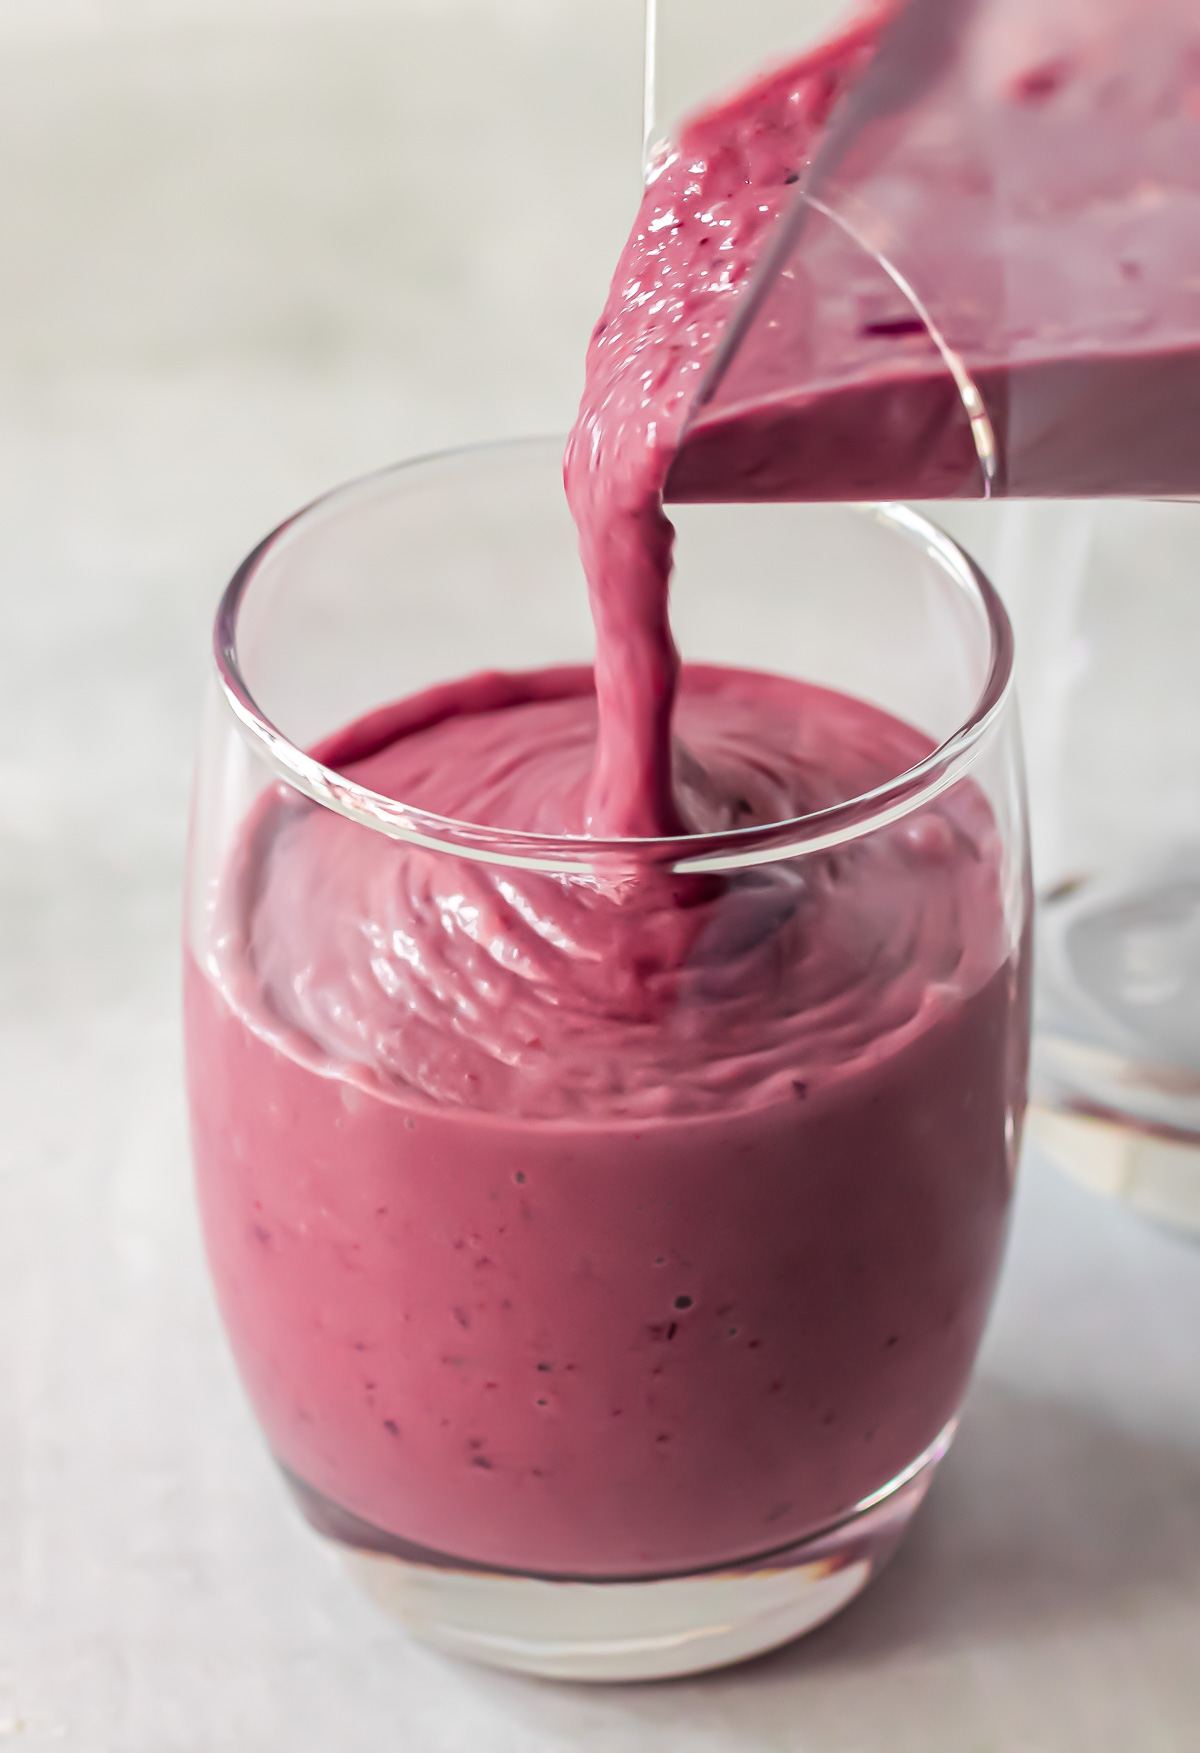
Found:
<box><xmin>2</xmin><ymin>3</ymin><xmax>1199</xmax><ymax>1747</ymax></box>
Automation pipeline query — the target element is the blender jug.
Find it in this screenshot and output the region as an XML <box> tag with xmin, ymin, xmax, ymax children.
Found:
<box><xmin>652</xmin><ymin>0</ymin><xmax>1200</xmax><ymax>1229</ymax></box>
<box><xmin>665</xmin><ymin>0</ymin><xmax>1200</xmax><ymax>501</ymax></box>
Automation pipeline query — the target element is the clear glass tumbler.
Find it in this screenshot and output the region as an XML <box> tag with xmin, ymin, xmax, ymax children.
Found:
<box><xmin>184</xmin><ymin>438</ymin><xmax>1030</xmax><ymax>1681</ymax></box>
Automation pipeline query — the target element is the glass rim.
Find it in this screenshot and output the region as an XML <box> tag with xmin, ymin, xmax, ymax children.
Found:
<box><xmin>213</xmin><ymin>436</ymin><xmax>1015</xmax><ymax>876</ymax></box>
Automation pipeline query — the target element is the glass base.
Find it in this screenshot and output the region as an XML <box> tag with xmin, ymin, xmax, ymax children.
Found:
<box><xmin>315</xmin><ymin>1423</ymin><xmax>955</xmax><ymax>1682</ymax></box>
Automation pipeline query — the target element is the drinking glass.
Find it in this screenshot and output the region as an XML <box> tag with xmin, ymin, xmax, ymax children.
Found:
<box><xmin>184</xmin><ymin>438</ymin><xmax>1030</xmax><ymax>1680</ymax></box>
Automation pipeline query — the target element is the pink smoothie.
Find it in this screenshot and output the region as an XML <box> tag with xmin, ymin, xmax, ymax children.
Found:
<box><xmin>188</xmin><ymin>667</ymin><xmax>1025</xmax><ymax>1578</ymax></box>
<box><xmin>186</xmin><ymin>20</ymin><xmax>1029</xmax><ymax>1580</ymax></box>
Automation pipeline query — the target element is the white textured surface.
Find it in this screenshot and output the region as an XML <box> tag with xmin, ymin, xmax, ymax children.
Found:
<box><xmin>3</xmin><ymin>4</ymin><xmax>1200</xmax><ymax>1746</ymax></box>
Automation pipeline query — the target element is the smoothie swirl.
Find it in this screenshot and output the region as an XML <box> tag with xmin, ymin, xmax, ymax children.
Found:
<box><xmin>217</xmin><ymin>667</ymin><xmax>1006</xmax><ymax>1121</ymax></box>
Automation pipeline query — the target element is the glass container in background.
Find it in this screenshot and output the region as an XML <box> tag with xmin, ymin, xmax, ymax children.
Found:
<box><xmin>184</xmin><ymin>439</ymin><xmax>1030</xmax><ymax>1680</ymax></box>
<box><xmin>988</xmin><ymin>500</ymin><xmax>1200</xmax><ymax>1237</ymax></box>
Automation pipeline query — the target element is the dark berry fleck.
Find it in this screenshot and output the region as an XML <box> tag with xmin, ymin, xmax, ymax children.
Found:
<box><xmin>666</xmin><ymin>1322</ymin><xmax>678</xmax><ymax>1341</ymax></box>
<box><xmin>674</xmin><ymin>1295</ymin><xmax>693</xmax><ymax>1310</ymax></box>
<box><xmin>383</xmin><ymin>1419</ymin><xmax>399</xmax><ymax>1437</ymax></box>
<box><xmin>1013</xmin><ymin>58</ymin><xmax>1070</xmax><ymax>103</ymax></box>
<box><xmin>514</xmin><ymin>1171</ymin><xmax>526</xmax><ymax>1184</ymax></box>
<box><xmin>470</xmin><ymin>1454</ymin><xmax>494</xmax><ymax>1470</ymax></box>
<box><xmin>784</xmin><ymin>170</ymin><xmax>800</xmax><ymax>185</ymax></box>
<box><xmin>885</xmin><ymin>1334</ymin><xmax>899</xmax><ymax>1348</ymax></box>
<box><xmin>861</xmin><ymin>316</ymin><xmax>926</xmax><ymax>339</ymax></box>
